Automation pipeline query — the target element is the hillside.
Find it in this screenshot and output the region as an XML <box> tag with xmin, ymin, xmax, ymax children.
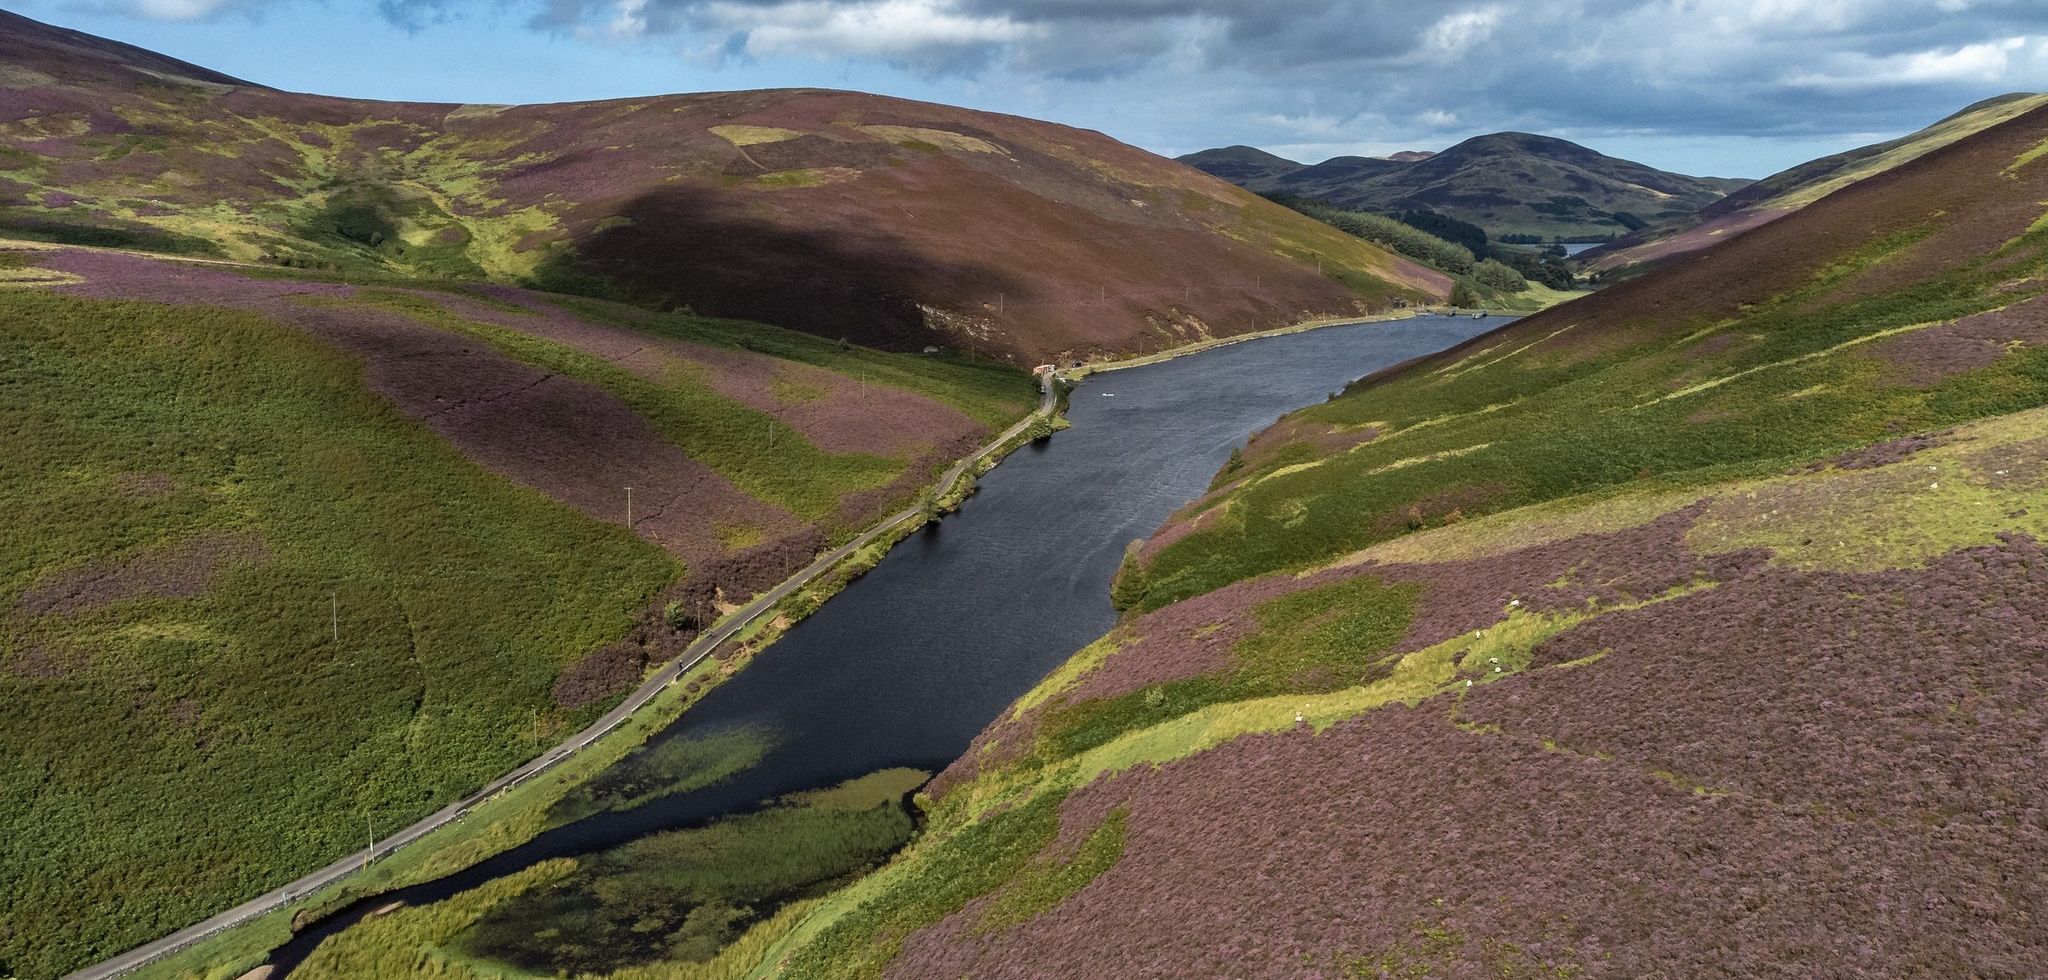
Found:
<box><xmin>1171</xmin><ymin>144</ymin><xmax>1306</xmax><ymax>186</ymax></box>
<box><xmin>741</xmin><ymin>99</ymin><xmax>2048</xmax><ymax>975</ymax></box>
<box><xmin>0</xmin><ymin>240</ymin><xmax>1038</xmax><ymax>978</ymax></box>
<box><xmin>1584</xmin><ymin>92</ymin><xmax>2048</xmax><ymax>275</ymax></box>
<box><xmin>0</xmin><ymin>10</ymin><xmax>1445</xmax><ymax>364</ymax></box>
<box><xmin>1182</xmin><ymin>132</ymin><xmax>1748</xmax><ymax>240</ymax></box>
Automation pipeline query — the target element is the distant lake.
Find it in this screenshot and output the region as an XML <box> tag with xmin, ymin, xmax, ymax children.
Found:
<box><xmin>1506</xmin><ymin>241</ymin><xmax>1604</xmax><ymax>256</ymax></box>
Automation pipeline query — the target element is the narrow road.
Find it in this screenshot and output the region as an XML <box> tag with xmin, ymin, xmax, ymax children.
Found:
<box><xmin>66</xmin><ymin>374</ymin><xmax>1059</xmax><ymax>980</ymax></box>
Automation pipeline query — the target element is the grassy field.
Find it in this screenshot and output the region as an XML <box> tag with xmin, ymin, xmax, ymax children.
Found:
<box><xmin>359</xmin><ymin>292</ymin><xmax>939</xmax><ymax>527</ymax></box>
<box><xmin>0</xmin><ymin>289</ymin><xmax>676</xmax><ymax>977</ymax></box>
<box><xmin>0</xmin><ymin>247</ymin><xmax>1037</xmax><ymax>978</ymax></box>
<box><xmin>108</xmin><ymin>306</ymin><xmax>1044</xmax><ymax>980</ymax></box>
<box><xmin>135</xmin><ymin>650</ymin><xmax>745</xmax><ymax>980</ymax></box>
<box><xmin>549</xmin><ymin>297</ymin><xmax>1036</xmax><ymax>434</ymax></box>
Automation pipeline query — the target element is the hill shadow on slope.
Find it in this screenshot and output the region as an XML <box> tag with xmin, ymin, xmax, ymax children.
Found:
<box><xmin>529</xmin><ymin>184</ymin><xmax>1028</xmax><ymax>356</ymax></box>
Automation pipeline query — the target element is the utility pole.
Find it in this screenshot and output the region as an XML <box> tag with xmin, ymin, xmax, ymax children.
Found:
<box><xmin>624</xmin><ymin>486</ymin><xmax>634</xmax><ymax>529</ymax></box>
<box><xmin>363</xmin><ymin>809</ymin><xmax>374</xmax><ymax>872</ymax></box>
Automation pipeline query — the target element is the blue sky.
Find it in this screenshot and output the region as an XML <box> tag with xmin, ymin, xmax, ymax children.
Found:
<box><xmin>16</xmin><ymin>0</ymin><xmax>2048</xmax><ymax>178</ymax></box>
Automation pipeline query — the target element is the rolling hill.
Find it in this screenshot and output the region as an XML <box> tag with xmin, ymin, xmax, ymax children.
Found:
<box><xmin>0</xmin><ymin>9</ymin><xmax>1445</xmax><ymax>364</ymax></box>
<box><xmin>1583</xmin><ymin>92</ymin><xmax>2048</xmax><ymax>275</ymax></box>
<box><xmin>1182</xmin><ymin>132</ymin><xmax>1750</xmax><ymax>241</ymax></box>
<box><xmin>0</xmin><ymin>237</ymin><xmax>1041</xmax><ymax>978</ymax></box>
<box><xmin>738</xmin><ymin>97</ymin><xmax>2048</xmax><ymax>976</ymax></box>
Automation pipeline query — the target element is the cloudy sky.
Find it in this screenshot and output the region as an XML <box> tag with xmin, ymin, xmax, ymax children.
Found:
<box><xmin>18</xmin><ymin>0</ymin><xmax>2048</xmax><ymax>176</ymax></box>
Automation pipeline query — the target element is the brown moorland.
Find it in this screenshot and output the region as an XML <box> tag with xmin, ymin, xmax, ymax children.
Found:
<box><xmin>0</xmin><ymin>231</ymin><xmax>1032</xmax><ymax>977</ymax></box>
<box><xmin>1582</xmin><ymin>92</ymin><xmax>2048</xmax><ymax>277</ymax></box>
<box><xmin>906</xmin><ymin>536</ymin><xmax>2048</xmax><ymax>978</ymax></box>
<box><xmin>23</xmin><ymin>243</ymin><xmax>1024</xmax><ymax>652</ymax></box>
<box><xmin>760</xmin><ymin>100</ymin><xmax>2048</xmax><ymax>980</ymax></box>
<box><xmin>0</xmin><ymin>9</ymin><xmax>1445</xmax><ymax>363</ymax></box>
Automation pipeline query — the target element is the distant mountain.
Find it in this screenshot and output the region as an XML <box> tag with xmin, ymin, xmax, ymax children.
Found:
<box><xmin>1181</xmin><ymin>132</ymin><xmax>1750</xmax><ymax>240</ymax></box>
<box><xmin>1172</xmin><ymin>145</ymin><xmax>1306</xmax><ymax>185</ymax></box>
<box><xmin>1583</xmin><ymin>92</ymin><xmax>2048</xmax><ymax>275</ymax></box>
<box><xmin>0</xmin><ymin>10</ymin><xmax>1447</xmax><ymax>364</ymax></box>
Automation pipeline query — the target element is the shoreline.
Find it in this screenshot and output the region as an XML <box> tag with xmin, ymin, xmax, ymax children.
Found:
<box><xmin>90</xmin><ymin>302</ymin><xmax>1523</xmax><ymax>979</ymax></box>
<box><xmin>75</xmin><ymin>376</ymin><xmax>1061</xmax><ymax>980</ymax></box>
<box><xmin>1064</xmin><ymin>305</ymin><xmax>1510</xmax><ymax>379</ymax></box>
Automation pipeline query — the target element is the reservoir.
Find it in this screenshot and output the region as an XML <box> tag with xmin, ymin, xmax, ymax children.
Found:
<box><xmin>268</xmin><ymin>313</ymin><xmax>1512</xmax><ymax>972</ymax></box>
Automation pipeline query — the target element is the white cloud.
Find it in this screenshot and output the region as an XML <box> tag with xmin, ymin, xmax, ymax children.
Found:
<box><xmin>122</xmin><ymin>0</ymin><xmax>239</xmax><ymax>19</ymax></box>
<box><xmin>1787</xmin><ymin>35</ymin><xmax>2041</xmax><ymax>89</ymax></box>
<box><xmin>1719</xmin><ymin>0</ymin><xmax>1862</xmax><ymax>30</ymax></box>
<box><xmin>607</xmin><ymin>0</ymin><xmax>650</xmax><ymax>38</ymax></box>
<box><xmin>1423</xmin><ymin>6</ymin><xmax>1501</xmax><ymax>58</ymax></box>
<box><xmin>502</xmin><ymin>0</ymin><xmax>2048</xmax><ymax>172</ymax></box>
<box><xmin>1257</xmin><ymin>111</ymin><xmax>1349</xmax><ymax>136</ymax></box>
<box><xmin>693</xmin><ymin>0</ymin><xmax>1038</xmax><ymax>61</ymax></box>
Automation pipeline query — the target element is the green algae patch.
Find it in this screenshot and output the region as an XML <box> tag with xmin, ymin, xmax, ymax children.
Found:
<box><xmin>290</xmin><ymin>860</ymin><xmax>579</xmax><ymax>980</ymax></box>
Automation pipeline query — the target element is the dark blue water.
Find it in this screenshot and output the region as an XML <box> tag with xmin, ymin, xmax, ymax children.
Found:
<box><xmin>269</xmin><ymin>314</ymin><xmax>1511</xmax><ymax>972</ymax></box>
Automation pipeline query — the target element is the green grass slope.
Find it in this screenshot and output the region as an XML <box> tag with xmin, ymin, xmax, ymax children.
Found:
<box><xmin>730</xmin><ymin>100</ymin><xmax>2048</xmax><ymax>979</ymax></box>
<box><xmin>1585</xmin><ymin>92</ymin><xmax>2048</xmax><ymax>275</ymax></box>
<box><xmin>0</xmin><ymin>10</ymin><xmax>1445</xmax><ymax>363</ymax></box>
<box><xmin>1130</xmin><ymin>100</ymin><xmax>2048</xmax><ymax>608</ymax></box>
<box><xmin>0</xmin><ymin>242</ymin><xmax>1033</xmax><ymax>979</ymax></box>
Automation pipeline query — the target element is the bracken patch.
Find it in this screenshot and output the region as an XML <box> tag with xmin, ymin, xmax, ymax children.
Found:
<box><xmin>16</xmin><ymin>530</ymin><xmax>265</xmax><ymax>617</ymax></box>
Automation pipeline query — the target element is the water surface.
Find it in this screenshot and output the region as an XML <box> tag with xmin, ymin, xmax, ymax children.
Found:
<box><xmin>270</xmin><ymin>314</ymin><xmax>1512</xmax><ymax>971</ymax></box>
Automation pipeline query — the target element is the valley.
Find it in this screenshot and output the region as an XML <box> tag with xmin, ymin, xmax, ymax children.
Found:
<box><xmin>137</xmin><ymin>310</ymin><xmax>1513</xmax><ymax>980</ymax></box>
<box><xmin>7</xmin><ymin>5</ymin><xmax>2048</xmax><ymax>980</ymax></box>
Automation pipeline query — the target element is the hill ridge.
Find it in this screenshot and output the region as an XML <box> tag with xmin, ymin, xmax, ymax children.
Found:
<box><xmin>1181</xmin><ymin>129</ymin><xmax>1747</xmax><ymax>241</ymax></box>
<box><xmin>0</xmin><ymin>10</ymin><xmax>1446</xmax><ymax>363</ymax></box>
